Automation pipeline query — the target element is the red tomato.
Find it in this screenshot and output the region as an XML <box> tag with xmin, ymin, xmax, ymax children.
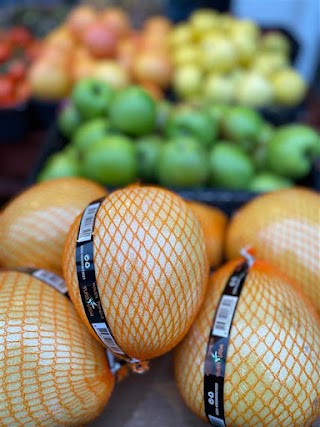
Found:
<box><xmin>8</xmin><ymin>60</ymin><xmax>26</xmax><ymax>82</ymax></box>
<box><xmin>9</xmin><ymin>26</ymin><xmax>32</xmax><ymax>48</ymax></box>
<box><xmin>0</xmin><ymin>42</ymin><xmax>11</xmax><ymax>63</ymax></box>
<box><xmin>0</xmin><ymin>76</ymin><xmax>14</xmax><ymax>106</ymax></box>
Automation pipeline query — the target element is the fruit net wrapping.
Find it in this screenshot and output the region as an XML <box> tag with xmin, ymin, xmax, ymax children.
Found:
<box><xmin>174</xmin><ymin>259</ymin><xmax>320</xmax><ymax>427</ymax></box>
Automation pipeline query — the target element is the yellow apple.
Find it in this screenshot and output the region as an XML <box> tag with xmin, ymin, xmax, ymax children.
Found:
<box><xmin>169</xmin><ymin>24</ymin><xmax>193</xmax><ymax>50</ymax></box>
<box><xmin>93</xmin><ymin>60</ymin><xmax>130</xmax><ymax>89</ymax></box>
<box><xmin>189</xmin><ymin>8</ymin><xmax>219</xmax><ymax>39</ymax></box>
<box><xmin>236</xmin><ymin>71</ymin><xmax>274</xmax><ymax>107</ymax></box>
<box><xmin>172</xmin><ymin>65</ymin><xmax>202</xmax><ymax>99</ymax></box>
<box><xmin>203</xmin><ymin>73</ymin><xmax>235</xmax><ymax>104</ymax></box>
<box><xmin>200</xmin><ymin>34</ymin><xmax>238</xmax><ymax>72</ymax></box>
<box><xmin>271</xmin><ymin>68</ymin><xmax>307</xmax><ymax>106</ymax></box>
<box><xmin>171</xmin><ymin>45</ymin><xmax>200</xmax><ymax>66</ymax></box>
<box><xmin>28</xmin><ymin>59</ymin><xmax>71</xmax><ymax>100</ymax></box>
<box><xmin>231</xmin><ymin>19</ymin><xmax>260</xmax><ymax>41</ymax></box>
<box><xmin>260</xmin><ymin>31</ymin><xmax>291</xmax><ymax>56</ymax></box>
<box><xmin>232</xmin><ymin>32</ymin><xmax>258</xmax><ymax>66</ymax></box>
<box><xmin>216</xmin><ymin>13</ymin><xmax>236</xmax><ymax>31</ymax></box>
<box><xmin>251</xmin><ymin>52</ymin><xmax>288</xmax><ymax>76</ymax></box>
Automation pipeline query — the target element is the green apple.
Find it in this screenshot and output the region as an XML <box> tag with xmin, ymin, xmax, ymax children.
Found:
<box><xmin>267</xmin><ymin>125</ymin><xmax>320</xmax><ymax>179</ymax></box>
<box><xmin>37</xmin><ymin>150</ymin><xmax>80</xmax><ymax>182</ymax></box>
<box><xmin>71</xmin><ymin>118</ymin><xmax>111</xmax><ymax>156</ymax></box>
<box><xmin>249</xmin><ymin>172</ymin><xmax>293</xmax><ymax>192</ymax></box>
<box><xmin>257</xmin><ymin>122</ymin><xmax>275</xmax><ymax>146</ymax></box>
<box><xmin>165</xmin><ymin>105</ymin><xmax>217</xmax><ymax>149</ymax></box>
<box><xmin>71</xmin><ymin>78</ymin><xmax>115</xmax><ymax>120</ymax></box>
<box><xmin>57</xmin><ymin>102</ymin><xmax>82</xmax><ymax>138</ymax></box>
<box><xmin>206</xmin><ymin>103</ymin><xmax>230</xmax><ymax>122</ymax></box>
<box><xmin>80</xmin><ymin>135</ymin><xmax>137</xmax><ymax>186</ymax></box>
<box><xmin>135</xmin><ymin>135</ymin><xmax>164</xmax><ymax>183</ymax></box>
<box><xmin>206</xmin><ymin>103</ymin><xmax>230</xmax><ymax>135</ymax></box>
<box><xmin>209</xmin><ymin>142</ymin><xmax>255</xmax><ymax>189</ymax></box>
<box><xmin>109</xmin><ymin>86</ymin><xmax>157</xmax><ymax>136</ymax></box>
<box><xmin>157</xmin><ymin>137</ymin><xmax>209</xmax><ymax>188</ymax></box>
<box><xmin>221</xmin><ymin>105</ymin><xmax>263</xmax><ymax>152</ymax></box>
<box><xmin>253</xmin><ymin>122</ymin><xmax>275</xmax><ymax>170</ymax></box>
<box><xmin>156</xmin><ymin>100</ymin><xmax>172</xmax><ymax>132</ymax></box>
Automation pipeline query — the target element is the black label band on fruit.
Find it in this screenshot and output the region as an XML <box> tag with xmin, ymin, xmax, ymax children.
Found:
<box><xmin>75</xmin><ymin>198</ymin><xmax>140</xmax><ymax>364</ymax></box>
<box><xmin>204</xmin><ymin>257</ymin><xmax>252</xmax><ymax>427</ymax></box>
<box><xmin>17</xmin><ymin>267</ymin><xmax>68</xmax><ymax>296</ymax></box>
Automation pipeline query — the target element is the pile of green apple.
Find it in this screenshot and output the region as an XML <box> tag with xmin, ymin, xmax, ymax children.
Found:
<box><xmin>37</xmin><ymin>78</ymin><xmax>320</xmax><ymax>192</ymax></box>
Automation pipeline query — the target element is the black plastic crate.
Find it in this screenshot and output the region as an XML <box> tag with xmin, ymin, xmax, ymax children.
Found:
<box><xmin>0</xmin><ymin>101</ymin><xmax>30</xmax><ymax>142</ymax></box>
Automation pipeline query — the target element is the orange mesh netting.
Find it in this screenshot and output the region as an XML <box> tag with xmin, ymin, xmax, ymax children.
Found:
<box><xmin>174</xmin><ymin>258</ymin><xmax>320</xmax><ymax>427</ymax></box>
<box><xmin>226</xmin><ymin>188</ymin><xmax>320</xmax><ymax>314</ymax></box>
<box><xmin>187</xmin><ymin>201</ymin><xmax>228</xmax><ymax>269</ymax></box>
<box><xmin>0</xmin><ymin>177</ymin><xmax>107</xmax><ymax>275</ymax></box>
<box><xmin>0</xmin><ymin>271</ymin><xmax>114</xmax><ymax>427</ymax></box>
<box><xmin>63</xmin><ymin>185</ymin><xmax>209</xmax><ymax>360</ymax></box>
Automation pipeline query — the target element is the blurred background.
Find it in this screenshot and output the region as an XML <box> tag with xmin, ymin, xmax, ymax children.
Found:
<box><xmin>0</xmin><ymin>0</ymin><xmax>319</xmax><ymax>209</ymax></box>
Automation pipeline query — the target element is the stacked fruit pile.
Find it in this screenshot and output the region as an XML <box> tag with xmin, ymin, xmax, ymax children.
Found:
<box><xmin>26</xmin><ymin>5</ymin><xmax>307</xmax><ymax>111</ymax></box>
<box><xmin>27</xmin><ymin>5</ymin><xmax>172</xmax><ymax>101</ymax></box>
<box><xmin>0</xmin><ymin>26</ymin><xmax>40</xmax><ymax>108</ymax></box>
<box><xmin>0</xmin><ymin>177</ymin><xmax>319</xmax><ymax>426</ymax></box>
<box><xmin>37</xmin><ymin>78</ymin><xmax>320</xmax><ymax>192</ymax></box>
<box><xmin>170</xmin><ymin>8</ymin><xmax>306</xmax><ymax>107</ymax></box>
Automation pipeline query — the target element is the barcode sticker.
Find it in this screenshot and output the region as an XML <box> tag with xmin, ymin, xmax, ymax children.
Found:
<box><xmin>77</xmin><ymin>202</ymin><xmax>101</xmax><ymax>243</ymax></box>
<box><xmin>92</xmin><ymin>322</ymin><xmax>125</xmax><ymax>356</ymax></box>
<box><xmin>208</xmin><ymin>415</ymin><xmax>226</xmax><ymax>427</ymax></box>
<box><xmin>32</xmin><ymin>269</ymin><xmax>68</xmax><ymax>295</ymax></box>
<box><xmin>212</xmin><ymin>295</ymin><xmax>238</xmax><ymax>338</ymax></box>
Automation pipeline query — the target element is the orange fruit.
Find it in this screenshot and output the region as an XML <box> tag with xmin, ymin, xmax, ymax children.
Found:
<box><xmin>66</xmin><ymin>5</ymin><xmax>97</xmax><ymax>40</ymax></box>
<box><xmin>100</xmin><ymin>7</ymin><xmax>131</xmax><ymax>39</ymax></box>
<box><xmin>187</xmin><ymin>200</ymin><xmax>228</xmax><ymax>268</ymax></box>
<box><xmin>174</xmin><ymin>257</ymin><xmax>320</xmax><ymax>426</ymax></box>
<box><xmin>0</xmin><ymin>270</ymin><xmax>114</xmax><ymax>426</ymax></box>
<box><xmin>63</xmin><ymin>185</ymin><xmax>209</xmax><ymax>360</ymax></box>
<box><xmin>0</xmin><ymin>177</ymin><xmax>107</xmax><ymax>275</ymax></box>
<box><xmin>142</xmin><ymin>15</ymin><xmax>172</xmax><ymax>35</ymax></box>
<box><xmin>225</xmin><ymin>188</ymin><xmax>320</xmax><ymax>314</ymax></box>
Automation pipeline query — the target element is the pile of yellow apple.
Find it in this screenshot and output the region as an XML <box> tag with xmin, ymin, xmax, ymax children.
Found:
<box><xmin>27</xmin><ymin>5</ymin><xmax>173</xmax><ymax>101</ymax></box>
<box><xmin>170</xmin><ymin>9</ymin><xmax>307</xmax><ymax>108</ymax></box>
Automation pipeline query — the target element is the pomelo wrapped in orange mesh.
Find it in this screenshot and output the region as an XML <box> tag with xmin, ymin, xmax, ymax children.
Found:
<box><xmin>0</xmin><ymin>177</ymin><xmax>107</xmax><ymax>275</ymax></box>
<box><xmin>187</xmin><ymin>200</ymin><xmax>228</xmax><ymax>268</ymax></box>
<box><xmin>63</xmin><ymin>185</ymin><xmax>209</xmax><ymax>361</ymax></box>
<box><xmin>0</xmin><ymin>270</ymin><xmax>114</xmax><ymax>427</ymax></box>
<box><xmin>225</xmin><ymin>187</ymin><xmax>320</xmax><ymax>313</ymax></box>
<box><xmin>174</xmin><ymin>257</ymin><xmax>320</xmax><ymax>427</ymax></box>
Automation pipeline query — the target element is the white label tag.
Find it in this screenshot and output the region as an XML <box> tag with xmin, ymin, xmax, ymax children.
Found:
<box><xmin>212</xmin><ymin>295</ymin><xmax>238</xmax><ymax>338</ymax></box>
<box><xmin>32</xmin><ymin>269</ymin><xmax>67</xmax><ymax>295</ymax></box>
<box><xmin>77</xmin><ymin>202</ymin><xmax>100</xmax><ymax>243</ymax></box>
<box><xmin>92</xmin><ymin>322</ymin><xmax>126</xmax><ymax>356</ymax></box>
